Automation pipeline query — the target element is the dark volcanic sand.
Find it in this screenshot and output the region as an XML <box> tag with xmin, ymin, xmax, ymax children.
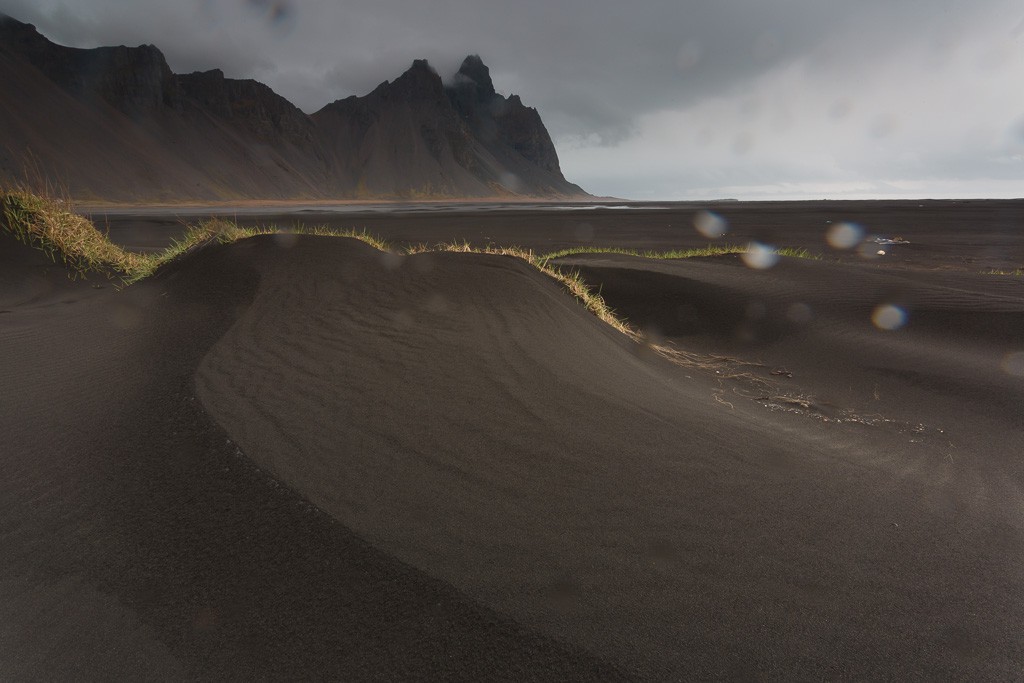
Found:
<box><xmin>3</xmin><ymin>201</ymin><xmax>1024</xmax><ymax>679</ymax></box>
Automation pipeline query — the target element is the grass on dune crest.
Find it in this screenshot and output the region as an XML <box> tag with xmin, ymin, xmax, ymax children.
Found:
<box><xmin>0</xmin><ymin>190</ymin><xmax>394</xmax><ymax>284</ymax></box>
<box><xmin>0</xmin><ymin>189</ymin><xmax>634</xmax><ymax>336</ymax></box>
<box><xmin>406</xmin><ymin>240</ymin><xmax>633</xmax><ymax>335</ymax></box>
<box><xmin>405</xmin><ymin>240</ymin><xmax>817</xmax><ymax>337</ymax></box>
<box><xmin>0</xmin><ymin>189</ymin><xmax>812</xmax><ymax>347</ymax></box>
<box><xmin>407</xmin><ymin>242</ymin><xmax>764</xmax><ymax>372</ymax></box>
<box><xmin>1</xmin><ymin>189</ymin><xmax>147</xmax><ymax>279</ymax></box>
<box><xmin>3</xmin><ymin>190</ymin><xmax>797</xmax><ymax>346</ymax></box>
<box><xmin>539</xmin><ymin>245</ymin><xmax>819</xmax><ymax>263</ymax></box>
<box><xmin>0</xmin><ymin>189</ymin><xmax>777</xmax><ymax>373</ymax></box>
<box><xmin>136</xmin><ymin>221</ymin><xmax>393</xmax><ymax>282</ymax></box>
<box><xmin>0</xmin><ymin>189</ymin><xmax>226</xmax><ymax>282</ymax></box>
<box><xmin>300</xmin><ymin>225</ymin><xmax>392</xmax><ymax>252</ymax></box>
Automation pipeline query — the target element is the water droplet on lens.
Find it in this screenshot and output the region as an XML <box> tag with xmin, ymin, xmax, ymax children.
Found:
<box><xmin>1002</xmin><ymin>351</ymin><xmax>1024</xmax><ymax>377</ymax></box>
<box><xmin>694</xmin><ymin>210</ymin><xmax>728</xmax><ymax>239</ymax></box>
<box><xmin>826</xmin><ymin>222</ymin><xmax>864</xmax><ymax>249</ymax></box>
<box><xmin>742</xmin><ymin>242</ymin><xmax>778</xmax><ymax>269</ymax></box>
<box><xmin>872</xmin><ymin>304</ymin><xmax>906</xmax><ymax>330</ymax></box>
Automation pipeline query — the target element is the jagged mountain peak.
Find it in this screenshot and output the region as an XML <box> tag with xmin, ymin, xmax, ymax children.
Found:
<box><xmin>408</xmin><ymin>58</ymin><xmax>436</xmax><ymax>74</ymax></box>
<box><xmin>367</xmin><ymin>58</ymin><xmax>446</xmax><ymax>103</ymax></box>
<box><xmin>0</xmin><ymin>13</ymin><xmax>587</xmax><ymax>199</ymax></box>
<box><xmin>453</xmin><ymin>54</ymin><xmax>495</xmax><ymax>98</ymax></box>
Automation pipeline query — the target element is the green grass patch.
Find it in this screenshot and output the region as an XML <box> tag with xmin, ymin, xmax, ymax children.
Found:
<box><xmin>296</xmin><ymin>225</ymin><xmax>392</xmax><ymax>252</ymax></box>
<box><xmin>540</xmin><ymin>245</ymin><xmax>747</xmax><ymax>262</ymax></box>
<box><xmin>539</xmin><ymin>244</ymin><xmax>819</xmax><ymax>264</ymax></box>
<box><xmin>984</xmin><ymin>267</ymin><xmax>1024</xmax><ymax>276</ymax></box>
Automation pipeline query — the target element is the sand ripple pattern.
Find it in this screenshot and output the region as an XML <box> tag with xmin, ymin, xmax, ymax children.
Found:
<box><xmin>197</xmin><ymin>236</ymin><xmax>1024</xmax><ymax>679</ymax></box>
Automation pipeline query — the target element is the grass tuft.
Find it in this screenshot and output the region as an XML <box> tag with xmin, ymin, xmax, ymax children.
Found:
<box><xmin>1</xmin><ymin>189</ymin><xmax>145</xmax><ymax>280</ymax></box>
<box><xmin>773</xmin><ymin>247</ymin><xmax>819</xmax><ymax>259</ymax></box>
<box><xmin>0</xmin><ymin>190</ymin><xmax>804</xmax><ymax>365</ymax></box>
<box><xmin>0</xmin><ymin>190</ymin><xmax>396</xmax><ymax>284</ymax></box>
<box><xmin>303</xmin><ymin>226</ymin><xmax>392</xmax><ymax>252</ymax></box>
<box><xmin>539</xmin><ymin>244</ymin><xmax>819</xmax><ymax>264</ymax></box>
<box><xmin>405</xmin><ymin>241</ymin><xmax>636</xmax><ymax>336</ymax></box>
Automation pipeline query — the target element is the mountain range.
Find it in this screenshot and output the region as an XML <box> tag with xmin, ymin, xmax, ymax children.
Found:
<box><xmin>0</xmin><ymin>14</ymin><xmax>587</xmax><ymax>201</ymax></box>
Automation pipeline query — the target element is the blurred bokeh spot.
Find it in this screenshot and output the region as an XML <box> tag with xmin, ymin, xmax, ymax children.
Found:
<box><xmin>693</xmin><ymin>210</ymin><xmax>728</xmax><ymax>239</ymax></box>
<box><xmin>872</xmin><ymin>304</ymin><xmax>907</xmax><ymax>331</ymax></box>
<box><xmin>244</xmin><ymin>0</ymin><xmax>295</xmax><ymax>27</ymax></box>
<box><xmin>1002</xmin><ymin>351</ymin><xmax>1024</xmax><ymax>377</ymax></box>
<box><xmin>742</xmin><ymin>242</ymin><xmax>778</xmax><ymax>269</ymax></box>
<box><xmin>826</xmin><ymin>222</ymin><xmax>864</xmax><ymax>250</ymax></box>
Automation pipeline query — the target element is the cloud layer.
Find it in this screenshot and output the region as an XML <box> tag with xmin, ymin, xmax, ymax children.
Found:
<box><xmin>3</xmin><ymin>0</ymin><xmax>1022</xmax><ymax>198</ymax></box>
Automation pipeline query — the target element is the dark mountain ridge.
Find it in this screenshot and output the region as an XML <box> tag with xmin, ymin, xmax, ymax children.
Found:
<box><xmin>0</xmin><ymin>15</ymin><xmax>586</xmax><ymax>200</ymax></box>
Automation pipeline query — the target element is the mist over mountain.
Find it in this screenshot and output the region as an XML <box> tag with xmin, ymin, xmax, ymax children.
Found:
<box><xmin>0</xmin><ymin>14</ymin><xmax>586</xmax><ymax>201</ymax></box>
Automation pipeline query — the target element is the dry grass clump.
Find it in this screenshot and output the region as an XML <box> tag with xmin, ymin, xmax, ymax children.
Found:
<box><xmin>406</xmin><ymin>240</ymin><xmax>635</xmax><ymax>336</ymax></box>
<box><xmin>0</xmin><ymin>190</ymin><xmax>777</xmax><ymax>365</ymax></box>
<box><xmin>131</xmin><ymin>223</ymin><xmax>392</xmax><ymax>282</ymax></box>
<box><xmin>540</xmin><ymin>244</ymin><xmax>819</xmax><ymax>263</ymax></box>
<box><xmin>0</xmin><ymin>191</ymin><xmax>394</xmax><ymax>284</ymax></box>
<box><xmin>0</xmin><ymin>191</ymin><xmax>765</xmax><ymax>370</ymax></box>
<box><xmin>1</xmin><ymin>189</ymin><xmax>146</xmax><ymax>279</ymax></box>
<box><xmin>124</xmin><ymin>219</ymin><xmax>254</xmax><ymax>281</ymax></box>
<box><xmin>540</xmin><ymin>245</ymin><xmax>747</xmax><ymax>262</ymax></box>
<box><xmin>297</xmin><ymin>225</ymin><xmax>391</xmax><ymax>252</ymax></box>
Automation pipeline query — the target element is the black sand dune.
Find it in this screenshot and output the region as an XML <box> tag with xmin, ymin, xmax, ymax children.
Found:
<box><xmin>3</xmin><ymin>228</ymin><xmax>1024</xmax><ymax>679</ymax></box>
<box><xmin>557</xmin><ymin>253</ymin><xmax>1024</xmax><ymax>437</ymax></box>
<box><xmin>0</xmin><ymin>235</ymin><xmax>628</xmax><ymax>680</ymax></box>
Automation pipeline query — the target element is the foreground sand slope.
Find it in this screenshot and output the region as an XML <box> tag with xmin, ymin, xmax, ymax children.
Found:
<box><xmin>3</xmin><ymin>233</ymin><xmax>1022</xmax><ymax>678</ymax></box>
<box><xmin>193</xmin><ymin>237</ymin><xmax>1023</xmax><ymax>678</ymax></box>
<box><xmin>0</xmin><ymin>236</ymin><xmax>627</xmax><ymax>680</ymax></box>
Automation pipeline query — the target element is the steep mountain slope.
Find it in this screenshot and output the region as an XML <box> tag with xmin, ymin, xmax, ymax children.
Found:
<box><xmin>0</xmin><ymin>16</ymin><xmax>332</xmax><ymax>200</ymax></box>
<box><xmin>312</xmin><ymin>60</ymin><xmax>492</xmax><ymax>197</ymax></box>
<box><xmin>0</xmin><ymin>15</ymin><xmax>587</xmax><ymax>200</ymax></box>
<box><xmin>446</xmin><ymin>55</ymin><xmax>574</xmax><ymax>193</ymax></box>
<box><xmin>312</xmin><ymin>57</ymin><xmax>585</xmax><ymax>197</ymax></box>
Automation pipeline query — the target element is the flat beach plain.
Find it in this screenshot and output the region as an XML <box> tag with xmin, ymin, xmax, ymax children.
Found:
<box><xmin>3</xmin><ymin>200</ymin><xmax>1023</xmax><ymax>679</ymax></box>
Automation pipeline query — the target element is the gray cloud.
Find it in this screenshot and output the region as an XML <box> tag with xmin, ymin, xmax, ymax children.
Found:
<box><xmin>0</xmin><ymin>1</ymin><xmax>961</xmax><ymax>125</ymax></box>
<box><xmin>2</xmin><ymin>0</ymin><xmax>1022</xmax><ymax>198</ymax></box>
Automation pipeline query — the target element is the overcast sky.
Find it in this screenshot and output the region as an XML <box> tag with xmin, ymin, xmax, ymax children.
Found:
<box><xmin>3</xmin><ymin>0</ymin><xmax>1022</xmax><ymax>199</ymax></box>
